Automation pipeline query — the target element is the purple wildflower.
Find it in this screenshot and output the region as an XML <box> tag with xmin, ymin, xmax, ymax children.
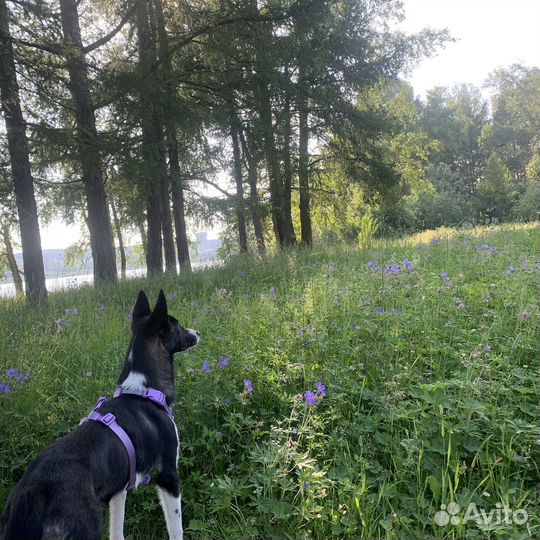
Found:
<box><xmin>523</xmin><ymin>259</ymin><xmax>529</xmax><ymax>269</ymax></box>
<box><xmin>396</xmin><ymin>309</ymin><xmax>403</xmax><ymax>315</ymax></box>
<box><xmin>7</xmin><ymin>368</ymin><xmax>18</xmax><ymax>378</ymax></box>
<box><xmin>169</xmin><ymin>292</ymin><xmax>178</xmax><ymax>301</ymax></box>
<box><xmin>239</xmin><ymin>270</ymin><xmax>246</xmax><ymax>277</ymax></box>
<box><xmin>270</xmin><ymin>286</ymin><xmax>277</xmax><ymax>296</ymax></box>
<box><xmin>506</xmin><ymin>265</ymin><xmax>515</xmax><ymax>275</ymax></box>
<box><xmin>26</xmin><ymin>371</ymin><xmax>32</xmax><ymax>379</ymax></box>
<box><xmin>304</xmin><ymin>390</ymin><xmax>317</xmax><ymax>405</ymax></box>
<box><xmin>65</xmin><ymin>308</ymin><xmax>71</xmax><ymax>316</ymax></box>
<box><xmin>202</xmin><ymin>361</ymin><xmax>211</xmax><ymax>373</ymax></box>
<box><xmin>440</xmin><ymin>272</ymin><xmax>448</xmax><ymax>278</ymax></box>
<box><xmin>376</xmin><ymin>307</ymin><xmax>383</xmax><ymax>315</ymax></box>
<box><xmin>515</xmin><ymin>455</ymin><xmax>525</xmax><ymax>461</ymax></box>
<box><xmin>316</xmin><ymin>382</ymin><xmax>326</xmax><ymax>397</ymax></box>
<box><xmin>443</xmin><ymin>278</ymin><xmax>453</xmax><ymax>286</ymax></box>
<box><xmin>72</xmin><ymin>308</ymin><xmax>79</xmax><ymax>316</ymax></box>
<box><xmin>191</xmin><ymin>300</ymin><xmax>198</xmax><ymax>307</ymax></box>
<box><xmin>218</xmin><ymin>357</ymin><xmax>230</xmax><ymax>369</ymax></box>
<box><xmin>0</xmin><ymin>384</ymin><xmax>12</xmax><ymax>394</ymax></box>
<box><xmin>386</xmin><ymin>309</ymin><xmax>393</xmax><ymax>315</ymax></box>
<box><xmin>55</xmin><ymin>319</ymin><xmax>65</xmax><ymax>332</ymax></box>
<box><xmin>243</xmin><ymin>379</ymin><xmax>254</xmax><ymax>394</ymax></box>
<box><xmin>521</xmin><ymin>311</ymin><xmax>529</xmax><ymax>319</ymax></box>
<box><xmin>376</xmin><ymin>265</ymin><xmax>382</xmax><ymax>273</ymax></box>
<box><xmin>303</xmin><ymin>481</ymin><xmax>310</xmax><ymax>489</ymax></box>
<box><xmin>16</xmin><ymin>372</ymin><xmax>25</xmax><ymax>382</ymax></box>
<box><xmin>351</xmin><ymin>323</ymin><xmax>360</xmax><ymax>329</ymax></box>
<box><xmin>403</xmin><ymin>259</ymin><xmax>413</xmax><ymax>272</ymax></box>
<box><xmin>307</xmin><ymin>325</ymin><xmax>316</xmax><ymax>334</ymax></box>
<box><xmin>367</xmin><ymin>261</ymin><xmax>375</xmax><ymax>269</ymax></box>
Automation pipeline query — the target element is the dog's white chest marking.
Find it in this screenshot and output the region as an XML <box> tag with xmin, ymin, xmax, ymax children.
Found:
<box><xmin>120</xmin><ymin>371</ymin><xmax>147</xmax><ymax>393</ymax></box>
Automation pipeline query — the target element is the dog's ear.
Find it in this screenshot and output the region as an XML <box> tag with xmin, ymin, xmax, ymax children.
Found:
<box><xmin>149</xmin><ymin>289</ymin><xmax>168</xmax><ymax>329</ymax></box>
<box><xmin>132</xmin><ymin>290</ymin><xmax>151</xmax><ymax>322</ymax></box>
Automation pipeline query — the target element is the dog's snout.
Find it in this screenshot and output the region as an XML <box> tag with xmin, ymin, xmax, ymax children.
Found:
<box><xmin>185</xmin><ymin>328</ymin><xmax>200</xmax><ymax>346</ymax></box>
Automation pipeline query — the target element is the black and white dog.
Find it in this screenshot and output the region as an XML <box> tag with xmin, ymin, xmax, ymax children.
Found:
<box><xmin>0</xmin><ymin>290</ymin><xmax>199</xmax><ymax>540</ymax></box>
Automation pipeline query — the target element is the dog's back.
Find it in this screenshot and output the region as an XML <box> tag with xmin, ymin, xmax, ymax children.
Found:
<box><xmin>0</xmin><ymin>430</ymin><xmax>107</xmax><ymax>540</ymax></box>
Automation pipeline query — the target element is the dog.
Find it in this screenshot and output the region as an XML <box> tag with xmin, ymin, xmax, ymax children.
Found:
<box><xmin>0</xmin><ymin>290</ymin><xmax>199</xmax><ymax>540</ymax></box>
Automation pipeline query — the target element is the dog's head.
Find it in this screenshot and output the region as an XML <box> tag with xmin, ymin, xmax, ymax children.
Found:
<box><xmin>131</xmin><ymin>290</ymin><xmax>200</xmax><ymax>354</ymax></box>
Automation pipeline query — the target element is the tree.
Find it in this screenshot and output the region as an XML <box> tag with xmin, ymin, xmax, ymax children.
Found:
<box><xmin>420</xmin><ymin>84</ymin><xmax>488</xmax><ymax>196</ymax></box>
<box><xmin>475</xmin><ymin>154</ymin><xmax>514</xmax><ymax>221</ymax></box>
<box><xmin>59</xmin><ymin>0</ymin><xmax>118</xmax><ymax>284</ymax></box>
<box><xmin>135</xmin><ymin>0</ymin><xmax>163</xmax><ymax>275</ymax></box>
<box><xmin>483</xmin><ymin>65</ymin><xmax>540</xmax><ymax>184</ymax></box>
<box><xmin>0</xmin><ymin>0</ymin><xmax>47</xmax><ymax>303</ymax></box>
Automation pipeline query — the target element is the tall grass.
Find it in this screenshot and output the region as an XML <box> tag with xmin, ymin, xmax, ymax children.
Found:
<box><xmin>0</xmin><ymin>223</ymin><xmax>538</xmax><ymax>539</ymax></box>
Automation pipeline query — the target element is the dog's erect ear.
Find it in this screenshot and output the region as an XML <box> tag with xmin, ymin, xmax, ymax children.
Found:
<box><xmin>132</xmin><ymin>290</ymin><xmax>151</xmax><ymax>322</ymax></box>
<box><xmin>149</xmin><ymin>289</ymin><xmax>168</xmax><ymax>328</ymax></box>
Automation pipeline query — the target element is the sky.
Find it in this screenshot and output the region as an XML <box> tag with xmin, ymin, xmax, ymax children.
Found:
<box><xmin>399</xmin><ymin>0</ymin><xmax>540</xmax><ymax>99</ymax></box>
<box><xmin>38</xmin><ymin>0</ymin><xmax>540</xmax><ymax>250</ymax></box>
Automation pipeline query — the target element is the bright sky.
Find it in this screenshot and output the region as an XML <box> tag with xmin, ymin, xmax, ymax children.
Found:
<box><xmin>38</xmin><ymin>0</ymin><xmax>540</xmax><ymax>250</ymax></box>
<box><xmin>400</xmin><ymin>0</ymin><xmax>540</xmax><ymax>99</ymax></box>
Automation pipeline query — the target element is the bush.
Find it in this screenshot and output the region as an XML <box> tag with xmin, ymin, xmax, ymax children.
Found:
<box><xmin>515</xmin><ymin>182</ymin><xmax>540</xmax><ymax>221</ymax></box>
<box><xmin>412</xmin><ymin>191</ymin><xmax>471</xmax><ymax>230</ymax></box>
<box><xmin>475</xmin><ymin>154</ymin><xmax>514</xmax><ymax>221</ymax></box>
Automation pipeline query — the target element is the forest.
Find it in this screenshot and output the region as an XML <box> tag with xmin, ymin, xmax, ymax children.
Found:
<box><xmin>0</xmin><ymin>0</ymin><xmax>538</xmax><ymax>304</ymax></box>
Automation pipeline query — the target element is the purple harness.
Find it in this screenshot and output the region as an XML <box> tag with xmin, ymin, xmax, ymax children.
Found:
<box><xmin>80</xmin><ymin>386</ymin><xmax>174</xmax><ymax>491</ymax></box>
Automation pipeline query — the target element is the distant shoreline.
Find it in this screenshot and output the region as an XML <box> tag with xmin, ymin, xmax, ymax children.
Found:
<box><xmin>0</xmin><ymin>260</ymin><xmax>221</xmax><ymax>297</ymax></box>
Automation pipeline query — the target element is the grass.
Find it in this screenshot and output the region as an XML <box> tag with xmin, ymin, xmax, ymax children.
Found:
<box><xmin>0</xmin><ymin>223</ymin><xmax>538</xmax><ymax>539</ymax></box>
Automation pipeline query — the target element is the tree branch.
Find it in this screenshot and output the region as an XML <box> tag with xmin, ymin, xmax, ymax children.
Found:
<box><xmin>83</xmin><ymin>5</ymin><xmax>135</xmax><ymax>54</ymax></box>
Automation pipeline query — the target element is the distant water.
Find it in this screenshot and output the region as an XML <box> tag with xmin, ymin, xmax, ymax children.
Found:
<box><xmin>0</xmin><ymin>261</ymin><xmax>219</xmax><ymax>298</ymax></box>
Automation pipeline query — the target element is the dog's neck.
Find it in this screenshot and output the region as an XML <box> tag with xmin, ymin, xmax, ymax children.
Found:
<box><xmin>117</xmin><ymin>333</ymin><xmax>176</xmax><ymax>404</ymax></box>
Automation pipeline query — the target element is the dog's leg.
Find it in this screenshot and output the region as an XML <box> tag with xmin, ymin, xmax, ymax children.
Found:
<box><xmin>157</xmin><ymin>485</ymin><xmax>183</xmax><ymax>540</ymax></box>
<box><xmin>109</xmin><ymin>490</ymin><xmax>127</xmax><ymax>540</ymax></box>
<box><xmin>156</xmin><ymin>464</ymin><xmax>183</xmax><ymax>540</ymax></box>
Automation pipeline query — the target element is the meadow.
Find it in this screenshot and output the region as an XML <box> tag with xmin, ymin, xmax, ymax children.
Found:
<box><xmin>0</xmin><ymin>223</ymin><xmax>538</xmax><ymax>540</ymax></box>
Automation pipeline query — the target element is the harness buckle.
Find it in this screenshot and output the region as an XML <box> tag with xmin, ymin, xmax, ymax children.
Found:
<box><xmin>145</xmin><ymin>389</ymin><xmax>166</xmax><ymax>406</ymax></box>
<box><xmin>101</xmin><ymin>412</ymin><xmax>116</xmax><ymax>425</ymax></box>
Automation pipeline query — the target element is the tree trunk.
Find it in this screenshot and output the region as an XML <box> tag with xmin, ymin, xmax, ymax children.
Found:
<box><xmin>258</xmin><ymin>82</ymin><xmax>287</xmax><ymax>246</ymax></box>
<box><xmin>0</xmin><ymin>0</ymin><xmax>47</xmax><ymax>304</ymax></box>
<box><xmin>153</xmin><ymin>0</ymin><xmax>190</xmax><ymax>272</ymax></box>
<box><xmin>59</xmin><ymin>0</ymin><xmax>117</xmax><ymax>285</ymax></box>
<box><xmin>168</xmin><ymin>129</ymin><xmax>192</xmax><ymax>272</ymax></box>
<box><xmin>2</xmin><ymin>224</ymin><xmax>23</xmax><ymax>294</ymax></box>
<box><xmin>159</xmin><ymin>151</ymin><xmax>177</xmax><ymax>273</ymax></box>
<box><xmin>110</xmin><ymin>200</ymin><xmax>126</xmax><ymax>279</ymax></box>
<box><xmin>298</xmin><ymin>88</ymin><xmax>313</xmax><ymax>246</ymax></box>
<box><xmin>230</xmin><ymin>118</ymin><xmax>249</xmax><ymax>253</ymax></box>
<box><xmin>240</xmin><ymin>130</ymin><xmax>266</xmax><ymax>255</ymax></box>
<box><xmin>138</xmin><ymin>218</ymin><xmax>148</xmax><ymax>262</ymax></box>
<box><xmin>135</xmin><ymin>0</ymin><xmax>162</xmax><ymax>275</ymax></box>
<box><xmin>282</xmin><ymin>89</ymin><xmax>296</xmax><ymax>245</ymax></box>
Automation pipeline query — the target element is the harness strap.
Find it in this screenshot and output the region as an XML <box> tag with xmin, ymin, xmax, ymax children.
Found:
<box><xmin>81</xmin><ymin>408</ymin><xmax>139</xmax><ymax>490</ymax></box>
<box><xmin>80</xmin><ymin>387</ymin><xmax>171</xmax><ymax>491</ymax></box>
<box><xmin>113</xmin><ymin>386</ymin><xmax>174</xmax><ymax>420</ymax></box>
